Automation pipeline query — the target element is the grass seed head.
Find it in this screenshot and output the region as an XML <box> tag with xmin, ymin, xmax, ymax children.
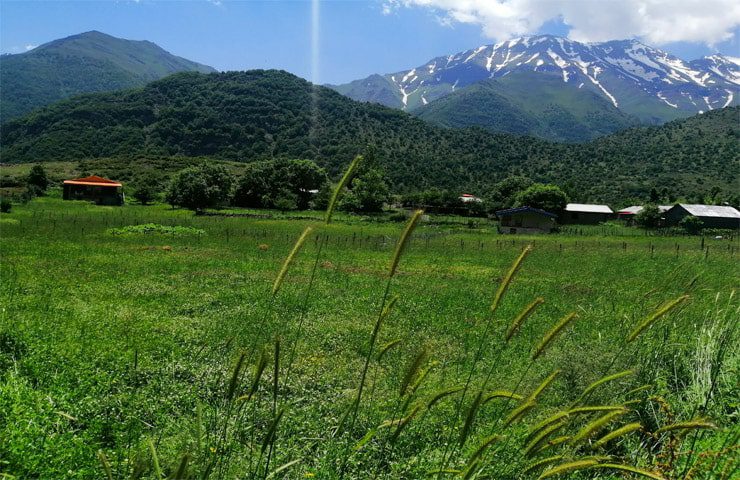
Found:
<box><xmin>272</xmin><ymin>226</ymin><xmax>313</xmax><ymax>295</ymax></box>
<box><xmin>532</xmin><ymin>312</ymin><xmax>578</xmax><ymax>360</ymax></box>
<box><xmin>491</xmin><ymin>245</ymin><xmax>532</xmax><ymax>313</ymax></box>
<box><xmin>506</xmin><ymin>297</ymin><xmax>545</xmax><ymax>342</ymax></box>
<box><xmin>325</xmin><ymin>155</ymin><xmax>362</xmax><ymax>224</ymax></box>
<box><xmin>627</xmin><ymin>295</ymin><xmax>689</xmax><ymax>343</ymax></box>
<box><xmin>389</xmin><ymin>210</ymin><xmax>423</xmax><ymax>277</ymax></box>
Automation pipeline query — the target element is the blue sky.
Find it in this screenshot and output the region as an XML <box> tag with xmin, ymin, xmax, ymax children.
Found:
<box><xmin>1</xmin><ymin>0</ymin><xmax>738</xmax><ymax>84</ymax></box>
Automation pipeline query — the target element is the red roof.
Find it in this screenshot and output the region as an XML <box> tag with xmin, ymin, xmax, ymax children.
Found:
<box><xmin>63</xmin><ymin>175</ymin><xmax>122</xmax><ymax>187</ymax></box>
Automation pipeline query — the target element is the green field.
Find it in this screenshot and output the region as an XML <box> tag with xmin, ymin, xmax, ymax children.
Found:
<box><xmin>1</xmin><ymin>196</ymin><xmax>738</xmax><ymax>479</ymax></box>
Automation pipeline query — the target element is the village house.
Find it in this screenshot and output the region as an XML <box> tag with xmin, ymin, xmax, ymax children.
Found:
<box><xmin>562</xmin><ymin>203</ymin><xmax>613</xmax><ymax>224</ymax></box>
<box><xmin>496</xmin><ymin>206</ymin><xmax>557</xmax><ymax>234</ymax></box>
<box><xmin>62</xmin><ymin>175</ymin><xmax>124</xmax><ymax>206</ymax></box>
<box><xmin>459</xmin><ymin>193</ymin><xmax>482</xmax><ymax>203</ymax></box>
<box><xmin>664</xmin><ymin>204</ymin><xmax>740</xmax><ymax>229</ymax></box>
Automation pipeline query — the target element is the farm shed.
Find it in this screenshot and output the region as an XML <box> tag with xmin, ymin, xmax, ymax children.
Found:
<box><xmin>664</xmin><ymin>204</ymin><xmax>740</xmax><ymax>229</ymax></box>
<box><xmin>563</xmin><ymin>203</ymin><xmax>613</xmax><ymax>224</ymax></box>
<box><xmin>496</xmin><ymin>206</ymin><xmax>557</xmax><ymax>234</ymax></box>
<box><xmin>617</xmin><ymin>205</ymin><xmax>671</xmax><ymax>222</ymax></box>
<box><xmin>62</xmin><ymin>175</ymin><xmax>124</xmax><ymax>206</ymax></box>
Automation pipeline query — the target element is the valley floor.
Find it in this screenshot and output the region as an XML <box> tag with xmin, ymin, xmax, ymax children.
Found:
<box><xmin>1</xmin><ymin>197</ymin><xmax>738</xmax><ymax>479</ymax></box>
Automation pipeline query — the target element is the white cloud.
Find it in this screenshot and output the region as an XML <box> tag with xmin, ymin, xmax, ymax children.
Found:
<box><xmin>384</xmin><ymin>0</ymin><xmax>740</xmax><ymax>46</ymax></box>
<box><xmin>25</xmin><ymin>44</ymin><xmax>37</xmax><ymax>51</ymax></box>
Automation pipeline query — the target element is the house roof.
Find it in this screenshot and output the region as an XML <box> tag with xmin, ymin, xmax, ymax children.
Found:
<box><xmin>496</xmin><ymin>206</ymin><xmax>558</xmax><ymax>218</ymax></box>
<box><xmin>676</xmin><ymin>204</ymin><xmax>740</xmax><ymax>219</ymax></box>
<box><xmin>63</xmin><ymin>175</ymin><xmax>122</xmax><ymax>187</ymax></box>
<box><xmin>618</xmin><ymin>205</ymin><xmax>671</xmax><ymax>215</ymax></box>
<box><xmin>566</xmin><ymin>203</ymin><xmax>613</xmax><ymax>214</ymax></box>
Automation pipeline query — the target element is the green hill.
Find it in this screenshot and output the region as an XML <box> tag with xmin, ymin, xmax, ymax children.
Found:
<box><xmin>1</xmin><ymin>69</ymin><xmax>737</xmax><ymax>203</ymax></box>
<box><xmin>0</xmin><ymin>31</ymin><xmax>215</xmax><ymax>121</ymax></box>
<box><xmin>413</xmin><ymin>73</ymin><xmax>641</xmax><ymax>142</ymax></box>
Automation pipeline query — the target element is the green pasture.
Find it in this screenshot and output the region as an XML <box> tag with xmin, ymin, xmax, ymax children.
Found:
<box><xmin>1</xmin><ymin>197</ymin><xmax>738</xmax><ymax>479</ymax></box>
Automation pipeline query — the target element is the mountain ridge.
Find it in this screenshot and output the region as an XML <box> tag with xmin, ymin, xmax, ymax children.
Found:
<box><xmin>0</xmin><ymin>30</ymin><xmax>216</xmax><ymax>121</ymax></box>
<box><xmin>331</xmin><ymin>35</ymin><xmax>739</xmax><ymax>137</ymax></box>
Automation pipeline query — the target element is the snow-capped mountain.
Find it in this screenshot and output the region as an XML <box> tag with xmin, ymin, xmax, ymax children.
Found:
<box><xmin>331</xmin><ymin>35</ymin><xmax>739</xmax><ymax>124</ymax></box>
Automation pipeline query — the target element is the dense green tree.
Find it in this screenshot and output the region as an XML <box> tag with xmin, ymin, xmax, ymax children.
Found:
<box><xmin>339</xmin><ymin>149</ymin><xmax>390</xmax><ymax>213</ymax></box>
<box><xmin>634</xmin><ymin>204</ymin><xmax>662</xmax><ymax>228</ymax></box>
<box><xmin>340</xmin><ymin>168</ymin><xmax>390</xmax><ymax>213</ymax></box>
<box><xmin>166</xmin><ymin>164</ymin><xmax>232</xmax><ymax>211</ymax></box>
<box><xmin>232</xmin><ymin>158</ymin><xmax>327</xmax><ymax>210</ymax></box>
<box><xmin>488</xmin><ymin>175</ymin><xmax>533</xmax><ymax>211</ymax></box>
<box><xmin>27</xmin><ymin>164</ymin><xmax>49</xmax><ymax>194</ymax></box>
<box><xmin>132</xmin><ymin>175</ymin><xmax>160</xmax><ymax>205</ymax></box>
<box><xmin>515</xmin><ymin>183</ymin><xmax>569</xmax><ymax>215</ymax></box>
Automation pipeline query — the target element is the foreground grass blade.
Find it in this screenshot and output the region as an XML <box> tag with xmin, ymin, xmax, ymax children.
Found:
<box><xmin>627</xmin><ymin>295</ymin><xmax>689</xmax><ymax>343</ymax></box>
<box><xmin>590</xmin><ymin>464</ymin><xmax>666</xmax><ymax>479</ymax></box>
<box><xmin>389</xmin><ymin>209</ymin><xmax>423</xmax><ymax>277</ymax></box>
<box><xmin>491</xmin><ymin>245</ymin><xmax>532</xmax><ymax>313</ymax></box>
<box><xmin>505</xmin><ymin>297</ymin><xmax>544</xmax><ymax>341</ymax></box>
<box><xmin>538</xmin><ymin>459</ymin><xmax>599</xmax><ymax>479</ymax></box>
<box><xmin>325</xmin><ymin>155</ymin><xmax>362</xmax><ymax>224</ymax></box>
<box><xmin>532</xmin><ymin>312</ymin><xmax>578</xmax><ymax>360</ymax></box>
<box><xmin>97</xmin><ymin>450</ymin><xmax>113</xmax><ymax>480</ymax></box>
<box><xmin>272</xmin><ymin>226</ymin><xmax>313</xmax><ymax>295</ymax></box>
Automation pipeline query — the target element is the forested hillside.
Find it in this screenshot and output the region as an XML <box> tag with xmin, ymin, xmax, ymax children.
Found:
<box><xmin>1</xmin><ymin>70</ymin><xmax>737</xmax><ymax>203</ymax></box>
<box><xmin>0</xmin><ymin>31</ymin><xmax>215</xmax><ymax>121</ymax></box>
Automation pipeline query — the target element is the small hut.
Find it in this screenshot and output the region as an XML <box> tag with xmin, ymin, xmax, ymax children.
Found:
<box><xmin>63</xmin><ymin>175</ymin><xmax>124</xmax><ymax>205</ymax></box>
<box><xmin>496</xmin><ymin>206</ymin><xmax>557</xmax><ymax>234</ymax></box>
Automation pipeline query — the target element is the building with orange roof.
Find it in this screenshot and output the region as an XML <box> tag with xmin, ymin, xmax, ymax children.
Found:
<box><xmin>62</xmin><ymin>175</ymin><xmax>124</xmax><ymax>205</ymax></box>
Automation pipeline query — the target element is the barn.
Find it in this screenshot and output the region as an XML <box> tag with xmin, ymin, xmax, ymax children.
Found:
<box><xmin>496</xmin><ymin>206</ymin><xmax>557</xmax><ymax>234</ymax></box>
<box><xmin>563</xmin><ymin>203</ymin><xmax>614</xmax><ymax>224</ymax></box>
<box><xmin>664</xmin><ymin>204</ymin><xmax>740</xmax><ymax>229</ymax></box>
<box><xmin>62</xmin><ymin>175</ymin><xmax>124</xmax><ymax>206</ymax></box>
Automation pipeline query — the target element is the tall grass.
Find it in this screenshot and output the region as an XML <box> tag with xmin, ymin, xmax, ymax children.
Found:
<box><xmin>1</xmin><ymin>188</ymin><xmax>737</xmax><ymax>479</ymax></box>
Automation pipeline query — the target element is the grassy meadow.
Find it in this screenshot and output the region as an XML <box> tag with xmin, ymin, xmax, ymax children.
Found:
<box><xmin>1</xmin><ymin>194</ymin><xmax>738</xmax><ymax>479</ymax></box>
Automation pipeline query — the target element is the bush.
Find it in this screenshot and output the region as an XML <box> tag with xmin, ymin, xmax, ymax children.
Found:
<box><xmin>0</xmin><ymin>198</ymin><xmax>11</xmax><ymax>213</ymax></box>
<box><xmin>679</xmin><ymin>215</ymin><xmax>704</xmax><ymax>234</ymax></box>
<box><xmin>635</xmin><ymin>204</ymin><xmax>662</xmax><ymax>228</ymax></box>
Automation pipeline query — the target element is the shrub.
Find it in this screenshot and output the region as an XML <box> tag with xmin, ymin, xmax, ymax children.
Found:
<box><xmin>679</xmin><ymin>215</ymin><xmax>704</xmax><ymax>234</ymax></box>
<box><xmin>634</xmin><ymin>204</ymin><xmax>662</xmax><ymax>228</ymax></box>
<box><xmin>0</xmin><ymin>198</ymin><xmax>11</xmax><ymax>213</ymax></box>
